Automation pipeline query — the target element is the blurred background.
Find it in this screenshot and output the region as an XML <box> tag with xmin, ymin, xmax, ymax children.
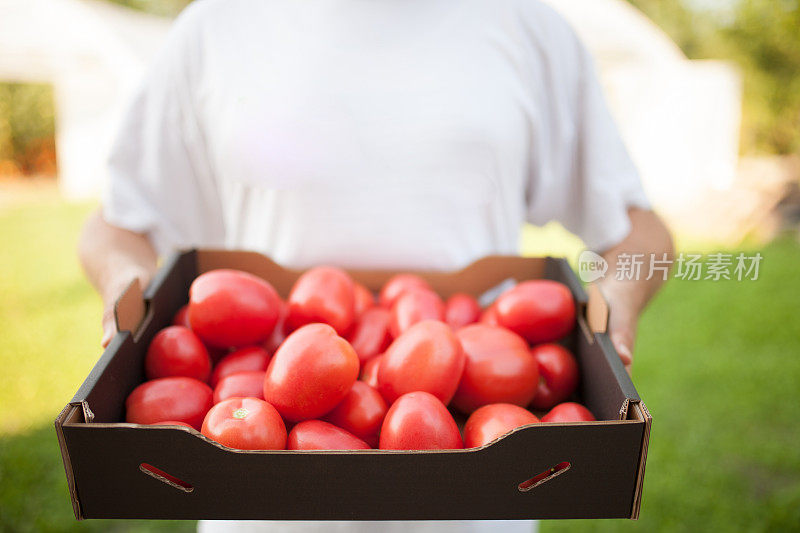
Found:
<box><xmin>0</xmin><ymin>0</ymin><xmax>798</xmax><ymax>531</ymax></box>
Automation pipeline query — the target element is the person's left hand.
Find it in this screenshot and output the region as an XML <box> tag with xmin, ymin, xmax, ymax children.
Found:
<box><xmin>598</xmin><ymin>281</ymin><xmax>639</xmax><ymax>374</ymax></box>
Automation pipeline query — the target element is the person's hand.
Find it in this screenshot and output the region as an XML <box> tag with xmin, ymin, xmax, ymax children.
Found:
<box><xmin>598</xmin><ymin>280</ymin><xmax>639</xmax><ymax>374</ymax></box>
<box><xmin>100</xmin><ymin>269</ymin><xmax>152</xmax><ymax>347</ymax></box>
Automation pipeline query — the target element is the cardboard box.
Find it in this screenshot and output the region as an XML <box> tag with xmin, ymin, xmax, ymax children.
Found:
<box><xmin>56</xmin><ymin>249</ymin><xmax>651</xmax><ymax>521</ymax></box>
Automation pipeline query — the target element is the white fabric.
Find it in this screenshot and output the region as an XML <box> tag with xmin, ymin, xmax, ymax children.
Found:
<box><xmin>104</xmin><ymin>0</ymin><xmax>646</xmax><ymax>531</ymax></box>
<box><xmin>103</xmin><ymin>0</ymin><xmax>649</xmax><ymax>271</ymax></box>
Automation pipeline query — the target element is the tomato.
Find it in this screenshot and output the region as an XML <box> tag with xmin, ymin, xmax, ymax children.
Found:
<box><xmin>389</xmin><ymin>289</ymin><xmax>445</xmax><ymax>338</ymax></box>
<box><xmin>172</xmin><ymin>305</ymin><xmax>191</xmax><ymax>328</ymax></box>
<box><xmin>147</xmin><ymin>420</ymin><xmax>193</xmax><ymax>428</ymax></box>
<box><xmin>189</xmin><ymin>269</ymin><xmax>281</xmax><ymax>349</ymax></box>
<box><xmin>288</xmin><ymin>420</ymin><xmax>371</xmax><ymax>450</ymax></box>
<box><xmin>479</xmin><ymin>304</ymin><xmax>501</xmax><ymax>326</ymax></box>
<box><xmin>201</xmin><ymin>397</ymin><xmax>286</xmax><ymax>450</ymax></box>
<box><xmin>144</xmin><ymin>326</ymin><xmax>212</xmax><ymax>382</ymax></box>
<box><xmin>125</xmin><ymin>377</ymin><xmax>213</xmax><ymax>430</ymax></box>
<box><xmin>494</xmin><ymin>280</ymin><xmax>575</xmax><ymax>344</ymax></box>
<box><xmin>378</xmin><ymin>320</ymin><xmax>465</xmax><ymax>405</ymax></box>
<box><xmin>379</xmin><ymin>274</ymin><xmax>431</xmax><ymax>308</ymax></box>
<box><xmin>210</xmin><ymin>346</ymin><xmax>270</xmax><ymax>388</ymax></box>
<box><xmin>541</xmin><ymin>402</ymin><xmax>595</xmax><ymax>422</ymax></box>
<box><xmin>213</xmin><ymin>371</ymin><xmax>266</xmax><ymax>404</ymax></box>
<box><xmin>263</xmin><ymin>299</ymin><xmax>289</xmax><ymax>354</ymax></box>
<box><xmin>379</xmin><ymin>392</ymin><xmax>463</xmax><ymax>450</ymax></box>
<box><xmin>286</xmin><ymin>266</ymin><xmax>356</xmax><ymax>335</ymax></box>
<box><xmin>263</xmin><ymin>323</ymin><xmax>359</xmax><ymax>422</ymax></box>
<box><xmin>353</xmin><ymin>282</ymin><xmax>375</xmax><ymax>318</ymax></box>
<box><xmin>444</xmin><ymin>293</ymin><xmax>481</xmax><ymax>329</ymax></box>
<box><xmin>360</xmin><ymin>354</ymin><xmax>383</xmax><ymax>389</ymax></box>
<box><xmin>463</xmin><ymin>403</ymin><xmax>539</xmax><ymax>448</ymax></box>
<box><xmin>347</xmin><ymin>308</ymin><xmax>392</xmax><ymax>364</ymax></box>
<box><xmin>324</xmin><ymin>381</ymin><xmax>387</xmax><ymax>444</ymax></box>
<box><xmin>452</xmin><ymin>324</ymin><xmax>540</xmax><ymax>413</ymax></box>
<box><xmin>529</xmin><ymin>343</ymin><xmax>580</xmax><ymax>410</ymax></box>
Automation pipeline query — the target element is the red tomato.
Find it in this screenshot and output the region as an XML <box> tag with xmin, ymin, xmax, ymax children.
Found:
<box><xmin>360</xmin><ymin>354</ymin><xmax>383</xmax><ymax>389</ymax></box>
<box><xmin>145</xmin><ymin>326</ymin><xmax>212</xmax><ymax>382</ymax></box>
<box><xmin>201</xmin><ymin>397</ymin><xmax>286</xmax><ymax>450</ymax></box>
<box><xmin>125</xmin><ymin>377</ymin><xmax>213</xmax><ymax>430</ymax></box>
<box><xmin>541</xmin><ymin>402</ymin><xmax>596</xmax><ymax>423</ymax></box>
<box><xmin>286</xmin><ymin>266</ymin><xmax>356</xmax><ymax>335</ymax></box>
<box><xmin>379</xmin><ymin>392</ymin><xmax>463</xmax><ymax>450</ymax></box>
<box><xmin>263</xmin><ymin>323</ymin><xmax>359</xmax><ymax>422</ymax></box>
<box><xmin>324</xmin><ymin>381</ymin><xmax>387</xmax><ymax>443</ymax></box>
<box><xmin>147</xmin><ymin>420</ymin><xmax>193</xmax><ymax>428</ymax></box>
<box><xmin>210</xmin><ymin>346</ymin><xmax>270</xmax><ymax>388</ymax></box>
<box><xmin>347</xmin><ymin>308</ymin><xmax>392</xmax><ymax>364</ymax></box>
<box><xmin>263</xmin><ymin>299</ymin><xmax>288</xmax><ymax>354</ymax></box>
<box><xmin>189</xmin><ymin>269</ymin><xmax>281</xmax><ymax>349</ymax></box>
<box><xmin>494</xmin><ymin>280</ymin><xmax>575</xmax><ymax>344</ymax></box>
<box><xmin>444</xmin><ymin>293</ymin><xmax>481</xmax><ymax>329</ymax></box>
<box><xmin>172</xmin><ymin>304</ymin><xmax>191</xmax><ymax>328</ymax></box>
<box><xmin>379</xmin><ymin>274</ymin><xmax>431</xmax><ymax>308</ymax></box>
<box><xmin>287</xmin><ymin>420</ymin><xmax>370</xmax><ymax>450</ymax></box>
<box><xmin>389</xmin><ymin>289</ymin><xmax>445</xmax><ymax>338</ymax></box>
<box><xmin>213</xmin><ymin>371</ymin><xmax>266</xmax><ymax>404</ymax></box>
<box><xmin>479</xmin><ymin>304</ymin><xmax>501</xmax><ymax>326</ymax></box>
<box><xmin>452</xmin><ymin>324</ymin><xmax>540</xmax><ymax>413</ymax></box>
<box><xmin>378</xmin><ymin>320</ymin><xmax>465</xmax><ymax>405</ymax></box>
<box><xmin>463</xmin><ymin>403</ymin><xmax>539</xmax><ymax>448</ymax></box>
<box><xmin>353</xmin><ymin>282</ymin><xmax>375</xmax><ymax>317</ymax></box>
<box><xmin>529</xmin><ymin>343</ymin><xmax>580</xmax><ymax>410</ymax></box>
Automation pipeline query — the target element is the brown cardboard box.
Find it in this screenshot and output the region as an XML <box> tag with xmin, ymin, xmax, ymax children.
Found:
<box><xmin>55</xmin><ymin>250</ymin><xmax>651</xmax><ymax>521</ymax></box>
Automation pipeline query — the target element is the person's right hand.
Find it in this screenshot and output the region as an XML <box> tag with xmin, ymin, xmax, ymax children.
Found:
<box><xmin>101</xmin><ymin>269</ymin><xmax>153</xmax><ymax>347</ymax></box>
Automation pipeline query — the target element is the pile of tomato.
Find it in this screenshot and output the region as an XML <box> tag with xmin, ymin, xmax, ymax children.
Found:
<box><xmin>125</xmin><ymin>267</ymin><xmax>596</xmax><ymax>451</ymax></box>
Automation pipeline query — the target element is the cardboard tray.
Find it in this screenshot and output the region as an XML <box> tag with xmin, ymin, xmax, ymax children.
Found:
<box><xmin>55</xmin><ymin>249</ymin><xmax>651</xmax><ymax>521</ymax></box>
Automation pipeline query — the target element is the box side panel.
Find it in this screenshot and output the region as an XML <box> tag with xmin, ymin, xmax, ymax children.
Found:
<box><xmin>65</xmin><ymin>421</ymin><xmax>643</xmax><ymax>520</ymax></box>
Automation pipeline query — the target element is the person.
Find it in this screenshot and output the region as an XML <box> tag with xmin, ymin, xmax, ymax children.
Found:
<box><xmin>78</xmin><ymin>0</ymin><xmax>673</xmax><ymax>532</ymax></box>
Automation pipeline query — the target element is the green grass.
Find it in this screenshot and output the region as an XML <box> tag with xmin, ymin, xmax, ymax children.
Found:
<box><xmin>1</xmin><ymin>200</ymin><xmax>799</xmax><ymax>532</ymax></box>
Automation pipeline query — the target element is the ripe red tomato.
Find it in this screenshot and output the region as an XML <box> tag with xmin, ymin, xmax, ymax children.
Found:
<box><xmin>444</xmin><ymin>293</ymin><xmax>481</xmax><ymax>329</ymax></box>
<box><xmin>144</xmin><ymin>326</ymin><xmax>212</xmax><ymax>382</ymax></box>
<box><xmin>287</xmin><ymin>420</ymin><xmax>371</xmax><ymax>450</ymax></box>
<box><xmin>379</xmin><ymin>274</ymin><xmax>431</xmax><ymax>308</ymax></box>
<box><xmin>347</xmin><ymin>308</ymin><xmax>392</xmax><ymax>364</ymax></box>
<box><xmin>463</xmin><ymin>403</ymin><xmax>539</xmax><ymax>448</ymax></box>
<box><xmin>378</xmin><ymin>320</ymin><xmax>465</xmax><ymax>405</ymax></box>
<box><xmin>286</xmin><ymin>266</ymin><xmax>356</xmax><ymax>335</ymax></box>
<box><xmin>452</xmin><ymin>324</ymin><xmax>540</xmax><ymax>413</ymax></box>
<box><xmin>541</xmin><ymin>402</ymin><xmax>596</xmax><ymax>423</ymax></box>
<box><xmin>479</xmin><ymin>304</ymin><xmax>501</xmax><ymax>326</ymax></box>
<box><xmin>360</xmin><ymin>354</ymin><xmax>383</xmax><ymax>389</ymax></box>
<box><xmin>210</xmin><ymin>346</ymin><xmax>270</xmax><ymax>388</ymax></box>
<box><xmin>494</xmin><ymin>280</ymin><xmax>575</xmax><ymax>344</ymax></box>
<box><xmin>263</xmin><ymin>323</ymin><xmax>359</xmax><ymax>422</ymax></box>
<box><xmin>201</xmin><ymin>397</ymin><xmax>286</xmax><ymax>450</ymax></box>
<box><xmin>379</xmin><ymin>392</ymin><xmax>463</xmax><ymax>450</ymax></box>
<box><xmin>147</xmin><ymin>420</ymin><xmax>193</xmax><ymax>428</ymax></box>
<box><xmin>172</xmin><ymin>305</ymin><xmax>191</xmax><ymax>328</ymax></box>
<box><xmin>353</xmin><ymin>282</ymin><xmax>375</xmax><ymax>318</ymax></box>
<box><xmin>324</xmin><ymin>381</ymin><xmax>387</xmax><ymax>444</ymax></box>
<box><xmin>529</xmin><ymin>343</ymin><xmax>580</xmax><ymax>410</ymax></box>
<box><xmin>213</xmin><ymin>371</ymin><xmax>266</xmax><ymax>404</ymax></box>
<box><xmin>263</xmin><ymin>299</ymin><xmax>289</xmax><ymax>354</ymax></box>
<box><xmin>125</xmin><ymin>377</ymin><xmax>213</xmax><ymax>430</ymax></box>
<box><xmin>389</xmin><ymin>289</ymin><xmax>445</xmax><ymax>338</ymax></box>
<box><xmin>189</xmin><ymin>269</ymin><xmax>281</xmax><ymax>349</ymax></box>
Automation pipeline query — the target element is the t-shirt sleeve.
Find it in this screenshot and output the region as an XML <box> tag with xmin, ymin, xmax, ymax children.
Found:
<box><xmin>102</xmin><ymin>3</ymin><xmax>224</xmax><ymax>256</ymax></box>
<box><xmin>525</xmin><ymin>14</ymin><xmax>651</xmax><ymax>253</ymax></box>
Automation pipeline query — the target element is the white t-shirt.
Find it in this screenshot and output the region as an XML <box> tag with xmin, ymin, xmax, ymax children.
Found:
<box><xmin>104</xmin><ymin>0</ymin><xmax>647</xmax><ymax>531</ymax></box>
<box><xmin>104</xmin><ymin>0</ymin><xmax>649</xmax><ymax>272</ymax></box>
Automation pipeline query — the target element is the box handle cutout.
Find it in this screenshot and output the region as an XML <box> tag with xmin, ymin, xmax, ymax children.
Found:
<box><xmin>139</xmin><ymin>463</ymin><xmax>194</xmax><ymax>493</ymax></box>
<box><xmin>517</xmin><ymin>461</ymin><xmax>571</xmax><ymax>492</ymax></box>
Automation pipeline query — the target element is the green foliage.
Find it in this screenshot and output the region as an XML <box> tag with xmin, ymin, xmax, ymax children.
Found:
<box><xmin>0</xmin><ymin>83</ymin><xmax>56</xmax><ymax>174</ymax></box>
<box><xmin>628</xmin><ymin>0</ymin><xmax>800</xmax><ymax>155</ymax></box>
<box><xmin>104</xmin><ymin>0</ymin><xmax>192</xmax><ymax>17</ymax></box>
